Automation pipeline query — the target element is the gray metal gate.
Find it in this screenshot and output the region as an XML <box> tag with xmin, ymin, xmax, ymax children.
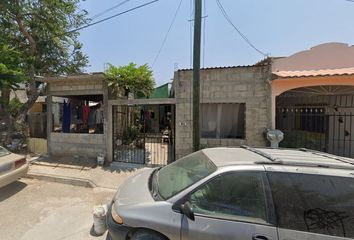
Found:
<box><xmin>276</xmin><ymin>107</ymin><xmax>354</xmax><ymax>158</ymax></box>
<box><xmin>112</xmin><ymin>104</ymin><xmax>175</xmax><ymax>166</ymax></box>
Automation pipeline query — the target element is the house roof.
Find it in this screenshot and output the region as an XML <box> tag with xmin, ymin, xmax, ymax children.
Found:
<box><xmin>39</xmin><ymin>72</ymin><xmax>105</xmax><ymax>83</ymax></box>
<box><xmin>149</xmin><ymin>83</ymin><xmax>170</xmax><ymax>99</ymax></box>
<box><xmin>177</xmin><ymin>64</ymin><xmax>268</xmax><ymax>72</ymax></box>
<box><xmin>273</xmin><ymin>67</ymin><xmax>354</xmax><ymax>78</ymax></box>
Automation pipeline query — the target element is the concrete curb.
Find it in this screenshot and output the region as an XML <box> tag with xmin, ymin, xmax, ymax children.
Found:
<box><xmin>25</xmin><ymin>172</ymin><xmax>97</xmax><ymax>188</ymax></box>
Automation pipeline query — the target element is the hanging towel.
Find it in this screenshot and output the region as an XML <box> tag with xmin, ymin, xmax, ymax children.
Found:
<box><xmin>83</xmin><ymin>105</ymin><xmax>90</xmax><ymax>124</ymax></box>
<box><xmin>62</xmin><ymin>100</ymin><xmax>71</xmax><ymax>133</ymax></box>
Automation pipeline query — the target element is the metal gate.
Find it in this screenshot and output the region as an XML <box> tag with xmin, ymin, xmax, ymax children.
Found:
<box><xmin>276</xmin><ymin>107</ymin><xmax>354</xmax><ymax>158</ymax></box>
<box><xmin>113</xmin><ymin>104</ymin><xmax>175</xmax><ymax>166</ymax></box>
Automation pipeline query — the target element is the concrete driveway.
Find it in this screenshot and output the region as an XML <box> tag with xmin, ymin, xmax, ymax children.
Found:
<box><xmin>0</xmin><ymin>178</ymin><xmax>115</xmax><ymax>240</ymax></box>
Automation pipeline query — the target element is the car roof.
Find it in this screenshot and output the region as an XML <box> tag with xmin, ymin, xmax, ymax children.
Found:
<box><xmin>201</xmin><ymin>146</ymin><xmax>354</xmax><ymax>170</ymax></box>
<box><xmin>201</xmin><ymin>147</ymin><xmax>265</xmax><ymax>166</ymax></box>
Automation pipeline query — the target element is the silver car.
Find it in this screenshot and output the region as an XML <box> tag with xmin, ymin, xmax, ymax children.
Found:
<box><xmin>0</xmin><ymin>146</ymin><xmax>28</xmax><ymax>188</ymax></box>
<box><xmin>107</xmin><ymin>146</ymin><xmax>354</xmax><ymax>240</ymax></box>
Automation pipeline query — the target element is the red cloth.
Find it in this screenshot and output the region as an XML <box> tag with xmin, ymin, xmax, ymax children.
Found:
<box><xmin>82</xmin><ymin>105</ymin><xmax>90</xmax><ymax>124</ymax></box>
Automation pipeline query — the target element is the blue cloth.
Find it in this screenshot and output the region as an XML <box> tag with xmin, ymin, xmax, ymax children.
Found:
<box><xmin>62</xmin><ymin>100</ymin><xmax>71</xmax><ymax>133</ymax></box>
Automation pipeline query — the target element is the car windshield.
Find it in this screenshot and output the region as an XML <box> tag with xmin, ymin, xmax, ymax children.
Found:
<box><xmin>157</xmin><ymin>150</ymin><xmax>217</xmax><ymax>200</ymax></box>
<box><xmin>0</xmin><ymin>146</ymin><xmax>10</xmax><ymax>157</ymax></box>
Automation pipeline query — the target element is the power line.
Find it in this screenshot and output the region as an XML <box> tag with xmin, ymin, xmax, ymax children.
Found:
<box><xmin>90</xmin><ymin>0</ymin><xmax>132</xmax><ymax>20</ymax></box>
<box><xmin>65</xmin><ymin>0</ymin><xmax>159</xmax><ymax>35</ymax></box>
<box><xmin>215</xmin><ymin>0</ymin><xmax>267</xmax><ymax>57</ymax></box>
<box><xmin>152</xmin><ymin>0</ymin><xmax>183</xmax><ymax>67</ymax></box>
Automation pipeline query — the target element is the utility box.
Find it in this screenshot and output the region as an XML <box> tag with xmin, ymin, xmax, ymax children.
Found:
<box><xmin>266</xmin><ymin>129</ymin><xmax>284</xmax><ymax>149</ymax></box>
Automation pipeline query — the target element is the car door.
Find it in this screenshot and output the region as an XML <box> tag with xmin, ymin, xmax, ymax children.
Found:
<box><xmin>267</xmin><ymin>170</ymin><xmax>354</xmax><ymax>240</ymax></box>
<box><xmin>181</xmin><ymin>171</ymin><xmax>278</xmax><ymax>240</ymax></box>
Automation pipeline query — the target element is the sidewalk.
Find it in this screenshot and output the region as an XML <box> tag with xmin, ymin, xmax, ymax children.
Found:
<box><xmin>26</xmin><ymin>155</ymin><xmax>151</xmax><ymax>190</ymax></box>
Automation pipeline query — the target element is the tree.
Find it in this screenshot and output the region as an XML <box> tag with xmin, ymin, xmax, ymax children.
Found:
<box><xmin>105</xmin><ymin>63</ymin><xmax>155</xmax><ymax>98</ymax></box>
<box><xmin>0</xmin><ymin>0</ymin><xmax>89</xmax><ymax>124</ymax></box>
<box><xmin>0</xmin><ymin>43</ymin><xmax>24</xmax><ymax>129</ymax></box>
<box><xmin>0</xmin><ymin>45</ymin><xmax>23</xmax><ymax>89</ymax></box>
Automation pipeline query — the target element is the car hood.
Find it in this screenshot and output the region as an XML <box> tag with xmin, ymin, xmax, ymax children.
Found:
<box><xmin>113</xmin><ymin>168</ymin><xmax>155</xmax><ymax>206</ymax></box>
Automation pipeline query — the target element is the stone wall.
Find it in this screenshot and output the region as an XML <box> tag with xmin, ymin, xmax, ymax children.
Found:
<box><xmin>50</xmin><ymin>133</ymin><xmax>105</xmax><ymax>157</ymax></box>
<box><xmin>174</xmin><ymin>65</ymin><xmax>272</xmax><ymax>159</ymax></box>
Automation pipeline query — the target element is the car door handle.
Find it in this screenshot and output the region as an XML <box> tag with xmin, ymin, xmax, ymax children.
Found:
<box><xmin>252</xmin><ymin>235</ymin><xmax>269</xmax><ymax>240</ymax></box>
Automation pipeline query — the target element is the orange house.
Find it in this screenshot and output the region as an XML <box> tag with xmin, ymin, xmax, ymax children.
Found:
<box><xmin>271</xmin><ymin>43</ymin><xmax>354</xmax><ymax>157</ymax></box>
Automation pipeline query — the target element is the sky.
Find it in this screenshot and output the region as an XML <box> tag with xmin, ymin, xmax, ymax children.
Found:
<box><xmin>78</xmin><ymin>0</ymin><xmax>354</xmax><ymax>86</ymax></box>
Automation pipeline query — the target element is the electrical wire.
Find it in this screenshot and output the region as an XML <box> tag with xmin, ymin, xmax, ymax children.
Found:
<box><xmin>215</xmin><ymin>0</ymin><xmax>267</xmax><ymax>57</ymax></box>
<box><xmin>65</xmin><ymin>0</ymin><xmax>159</xmax><ymax>35</ymax></box>
<box><xmin>152</xmin><ymin>0</ymin><xmax>183</xmax><ymax>67</ymax></box>
<box><xmin>90</xmin><ymin>0</ymin><xmax>132</xmax><ymax>20</ymax></box>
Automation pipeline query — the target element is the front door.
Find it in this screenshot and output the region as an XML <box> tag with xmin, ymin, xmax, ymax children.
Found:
<box><xmin>181</xmin><ymin>171</ymin><xmax>278</xmax><ymax>240</ymax></box>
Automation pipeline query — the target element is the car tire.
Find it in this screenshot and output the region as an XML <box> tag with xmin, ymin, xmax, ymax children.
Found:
<box><xmin>131</xmin><ymin>229</ymin><xmax>167</xmax><ymax>240</ymax></box>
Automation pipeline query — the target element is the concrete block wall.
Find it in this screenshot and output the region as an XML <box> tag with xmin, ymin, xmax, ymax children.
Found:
<box><xmin>46</xmin><ymin>74</ymin><xmax>109</xmax><ymax>159</ymax></box>
<box><xmin>174</xmin><ymin>65</ymin><xmax>272</xmax><ymax>159</ymax></box>
<box><xmin>49</xmin><ymin>79</ymin><xmax>104</xmax><ymax>92</ymax></box>
<box><xmin>50</xmin><ymin>133</ymin><xmax>105</xmax><ymax>158</ymax></box>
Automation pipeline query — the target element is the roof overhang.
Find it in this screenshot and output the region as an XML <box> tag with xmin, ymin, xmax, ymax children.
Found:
<box><xmin>38</xmin><ymin>72</ymin><xmax>105</xmax><ymax>83</ymax></box>
<box><xmin>273</xmin><ymin>67</ymin><xmax>354</xmax><ymax>79</ymax></box>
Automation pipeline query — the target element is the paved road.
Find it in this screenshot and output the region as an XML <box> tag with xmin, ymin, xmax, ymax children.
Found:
<box><xmin>0</xmin><ymin>178</ymin><xmax>116</xmax><ymax>240</ymax></box>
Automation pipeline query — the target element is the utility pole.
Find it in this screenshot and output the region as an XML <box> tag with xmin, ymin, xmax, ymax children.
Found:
<box><xmin>193</xmin><ymin>0</ymin><xmax>202</xmax><ymax>151</ymax></box>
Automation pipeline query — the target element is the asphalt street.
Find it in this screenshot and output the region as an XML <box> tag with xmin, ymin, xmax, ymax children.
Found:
<box><xmin>0</xmin><ymin>178</ymin><xmax>116</xmax><ymax>240</ymax></box>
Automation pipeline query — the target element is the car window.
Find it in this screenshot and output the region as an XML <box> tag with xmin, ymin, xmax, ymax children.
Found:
<box><xmin>157</xmin><ymin>151</ymin><xmax>216</xmax><ymax>199</ymax></box>
<box><xmin>0</xmin><ymin>146</ymin><xmax>10</xmax><ymax>157</ymax></box>
<box><xmin>189</xmin><ymin>172</ymin><xmax>267</xmax><ymax>223</ymax></box>
<box><xmin>268</xmin><ymin>172</ymin><xmax>354</xmax><ymax>238</ymax></box>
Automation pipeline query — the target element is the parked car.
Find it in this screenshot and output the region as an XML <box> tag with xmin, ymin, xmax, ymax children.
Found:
<box><xmin>0</xmin><ymin>146</ymin><xmax>28</xmax><ymax>188</ymax></box>
<box><xmin>107</xmin><ymin>146</ymin><xmax>354</xmax><ymax>240</ymax></box>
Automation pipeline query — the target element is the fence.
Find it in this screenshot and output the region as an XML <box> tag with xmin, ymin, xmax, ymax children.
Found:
<box><xmin>113</xmin><ymin>105</ymin><xmax>175</xmax><ymax>166</ymax></box>
<box><xmin>276</xmin><ymin>107</ymin><xmax>354</xmax><ymax>158</ymax></box>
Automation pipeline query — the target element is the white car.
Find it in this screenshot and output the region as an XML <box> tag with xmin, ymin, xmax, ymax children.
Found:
<box><xmin>0</xmin><ymin>146</ymin><xmax>28</xmax><ymax>188</ymax></box>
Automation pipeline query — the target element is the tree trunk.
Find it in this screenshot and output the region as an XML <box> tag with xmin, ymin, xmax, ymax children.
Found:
<box><xmin>14</xmin><ymin>8</ymin><xmax>39</xmax><ymax>125</ymax></box>
<box><xmin>1</xmin><ymin>85</ymin><xmax>10</xmax><ymax>110</ymax></box>
<box><xmin>15</xmin><ymin>65</ymin><xmax>39</xmax><ymax>124</ymax></box>
<box><xmin>0</xmin><ymin>85</ymin><xmax>14</xmax><ymax>131</ymax></box>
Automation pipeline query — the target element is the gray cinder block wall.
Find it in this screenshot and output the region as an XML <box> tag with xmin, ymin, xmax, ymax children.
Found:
<box><xmin>50</xmin><ymin>133</ymin><xmax>105</xmax><ymax>157</ymax></box>
<box><xmin>45</xmin><ymin>74</ymin><xmax>108</xmax><ymax>159</ymax></box>
<box><xmin>174</xmin><ymin>65</ymin><xmax>272</xmax><ymax>159</ymax></box>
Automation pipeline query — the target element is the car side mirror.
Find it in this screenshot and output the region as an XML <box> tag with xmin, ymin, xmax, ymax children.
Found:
<box><xmin>180</xmin><ymin>201</ymin><xmax>195</xmax><ymax>221</ymax></box>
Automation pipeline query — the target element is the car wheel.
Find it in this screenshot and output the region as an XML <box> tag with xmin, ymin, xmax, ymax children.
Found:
<box><xmin>131</xmin><ymin>230</ymin><xmax>167</xmax><ymax>240</ymax></box>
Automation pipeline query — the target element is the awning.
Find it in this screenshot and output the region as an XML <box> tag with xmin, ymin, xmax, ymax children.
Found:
<box><xmin>273</xmin><ymin>67</ymin><xmax>354</xmax><ymax>78</ymax></box>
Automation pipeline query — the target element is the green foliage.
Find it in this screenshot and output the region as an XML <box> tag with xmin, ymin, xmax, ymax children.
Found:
<box><xmin>122</xmin><ymin>125</ymin><xmax>143</xmax><ymax>147</ymax></box>
<box><xmin>105</xmin><ymin>63</ymin><xmax>155</xmax><ymax>98</ymax></box>
<box><xmin>0</xmin><ymin>0</ymin><xmax>89</xmax><ymax>120</ymax></box>
<box><xmin>0</xmin><ymin>45</ymin><xmax>24</xmax><ymax>89</ymax></box>
<box><xmin>8</xmin><ymin>97</ymin><xmax>23</xmax><ymax>117</ymax></box>
<box><xmin>0</xmin><ymin>0</ymin><xmax>89</xmax><ymax>76</ymax></box>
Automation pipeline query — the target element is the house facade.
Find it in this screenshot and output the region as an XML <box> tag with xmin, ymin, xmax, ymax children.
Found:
<box><xmin>174</xmin><ymin>42</ymin><xmax>354</xmax><ymax>159</ymax></box>
<box><xmin>272</xmin><ymin>42</ymin><xmax>354</xmax><ymax>157</ymax></box>
<box><xmin>40</xmin><ymin>42</ymin><xmax>354</xmax><ymax>163</ymax></box>
<box><xmin>174</xmin><ymin>64</ymin><xmax>272</xmax><ymax>159</ymax></box>
<box><xmin>43</xmin><ymin>73</ymin><xmax>109</xmax><ymax>158</ymax></box>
